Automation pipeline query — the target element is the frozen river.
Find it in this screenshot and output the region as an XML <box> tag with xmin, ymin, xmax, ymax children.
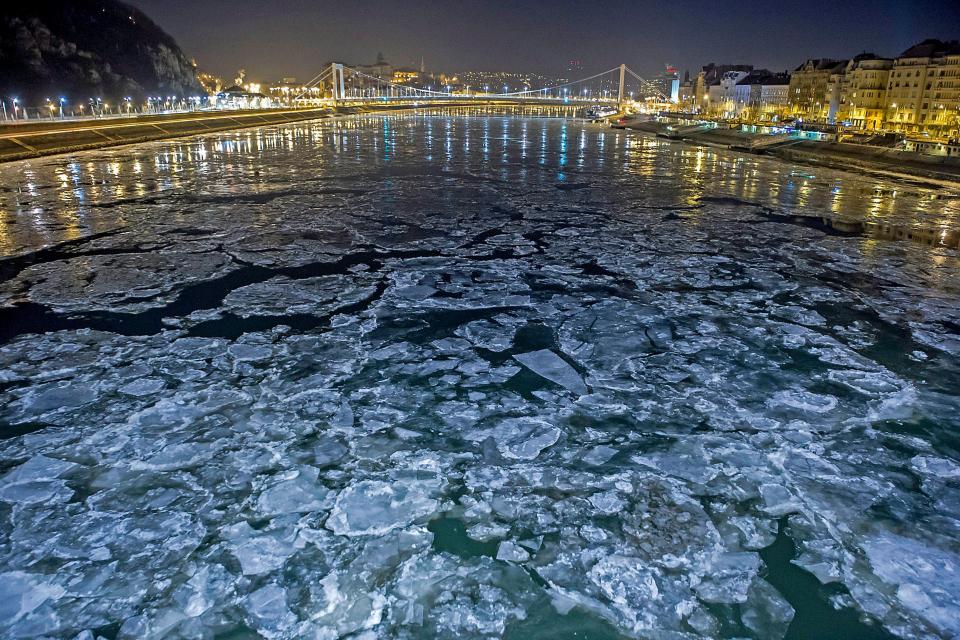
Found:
<box><xmin>1</xmin><ymin>109</ymin><xmax>959</xmax><ymax>639</ymax></box>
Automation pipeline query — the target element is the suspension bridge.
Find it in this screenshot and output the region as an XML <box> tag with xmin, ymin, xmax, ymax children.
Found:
<box><xmin>292</xmin><ymin>63</ymin><xmax>669</xmax><ymax>108</ymax></box>
<box><xmin>0</xmin><ymin>64</ymin><xmax>671</xmax><ymax>162</ymax></box>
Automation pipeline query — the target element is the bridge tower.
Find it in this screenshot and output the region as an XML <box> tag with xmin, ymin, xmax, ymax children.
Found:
<box><xmin>330</xmin><ymin>63</ymin><xmax>345</xmax><ymax>103</ymax></box>
<box><xmin>617</xmin><ymin>64</ymin><xmax>626</xmax><ymax>108</ymax></box>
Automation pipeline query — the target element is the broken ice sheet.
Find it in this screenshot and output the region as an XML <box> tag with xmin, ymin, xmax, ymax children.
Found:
<box><xmin>15</xmin><ymin>251</ymin><xmax>234</xmax><ymax>313</ymax></box>
<box><xmin>326</xmin><ymin>478</ymin><xmax>441</xmax><ymax>537</ymax></box>
<box><xmin>478</xmin><ymin>417</ymin><xmax>562</xmax><ymax>461</ymax></box>
<box><xmin>513</xmin><ymin>349</ymin><xmax>588</xmax><ymax>395</ymax></box>
<box><xmin>255</xmin><ymin>466</ymin><xmax>331</xmax><ymax>517</ymax></box>
<box><xmin>220</xmin><ymin>274</ymin><xmax>378</xmax><ymax>318</ymax></box>
<box><xmin>496</xmin><ymin>541</ymin><xmax>530</xmax><ymax>562</ymax></box>
<box><xmin>228</xmin><ymin>527</ymin><xmax>298</xmax><ymax>576</ymax></box>
<box><xmin>455</xmin><ymin>318</ymin><xmax>517</xmax><ymax>352</ymax></box>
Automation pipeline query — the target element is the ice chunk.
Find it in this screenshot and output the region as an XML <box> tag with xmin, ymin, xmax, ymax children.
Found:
<box><xmin>244</xmin><ymin>584</ymin><xmax>298</xmax><ymax>637</ymax></box>
<box><xmin>222</xmin><ymin>275</ymin><xmax>376</xmax><ymax>318</ymax></box>
<box><xmin>19</xmin><ymin>251</ymin><xmax>232</xmax><ymax>313</ymax></box>
<box><xmin>256</xmin><ymin>467</ymin><xmax>330</xmax><ymax>517</ymax></box>
<box><xmin>488</xmin><ymin>417</ymin><xmax>561</xmax><ymax>460</ymax></box>
<box><xmin>863</xmin><ymin>532</ymin><xmax>960</xmax><ymax>637</ymax></box>
<box><xmin>228</xmin><ymin>343</ymin><xmax>273</xmax><ymax>362</ymax></box>
<box><xmin>742</xmin><ymin>578</ymin><xmax>795</xmax><ymax>638</ymax></box>
<box><xmin>589</xmin><ymin>490</ymin><xmax>625</xmax><ymax>514</ymax></box>
<box><xmin>759</xmin><ymin>484</ymin><xmax>803</xmax><ymax>516</ymax></box>
<box><xmin>588</xmin><ymin>555</ymin><xmax>663</xmax><ymax>631</ymax></box>
<box><xmin>230</xmin><ymin>534</ymin><xmax>297</xmax><ymax>576</ymax></box>
<box><xmin>456</xmin><ymin>319</ymin><xmax>516</xmax><ymax>352</ymax></box>
<box><xmin>582</xmin><ymin>445</ymin><xmax>617</xmax><ymax>466</ymax></box>
<box><xmin>729</xmin><ymin>516</ymin><xmax>778</xmax><ymax>550</ymax></box>
<box><xmin>326</xmin><ymin>479</ymin><xmax>439</xmax><ymax>537</ymax></box>
<box><xmin>467</xmin><ymin>523</ymin><xmax>510</xmax><ymax>542</ymax></box>
<box><xmin>513</xmin><ymin>349</ymin><xmax>588</xmax><ymax>395</ymax></box>
<box><xmin>769</xmin><ymin>389</ymin><xmax>837</xmax><ymax>414</ymax></box>
<box><xmin>132</xmin><ymin>442</ymin><xmax>218</xmax><ymax>472</ymax></box>
<box><xmin>910</xmin><ymin>455</ymin><xmax>960</xmax><ymax>480</ymax></box>
<box><xmin>0</xmin><ymin>455</ymin><xmax>78</xmax><ymax>504</ymax></box>
<box><xmin>0</xmin><ymin>480</ymin><xmax>73</xmax><ymax>505</ymax></box>
<box><xmin>2</xmin><ymin>455</ymin><xmax>78</xmax><ymax>484</ymax></box>
<box><xmin>694</xmin><ymin>552</ymin><xmax>761</xmax><ymax>603</ymax></box>
<box><xmin>19</xmin><ymin>384</ymin><xmax>97</xmax><ymax>413</ymax></box>
<box><xmin>518</xmin><ymin>536</ymin><xmax>544</xmax><ymax>552</ymax></box>
<box><xmin>175</xmin><ymin>564</ymin><xmax>234</xmax><ymax>619</ymax></box>
<box><xmin>634</xmin><ymin>452</ymin><xmax>717</xmax><ymax>485</ymax></box>
<box><xmin>496</xmin><ymin>541</ymin><xmax>530</xmax><ymax>562</ymax></box>
<box><xmin>314</xmin><ymin>437</ymin><xmax>348</xmax><ymax>467</ymax></box>
<box><xmin>119</xmin><ymin>377</ymin><xmax>166</xmax><ymax>396</ymax></box>
<box><xmin>0</xmin><ymin>571</ymin><xmax>65</xmax><ymax>626</ymax></box>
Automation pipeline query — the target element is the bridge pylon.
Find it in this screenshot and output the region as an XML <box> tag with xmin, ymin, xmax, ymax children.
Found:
<box><xmin>618</xmin><ymin>64</ymin><xmax>626</xmax><ymax>108</ymax></box>
<box><xmin>330</xmin><ymin>63</ymin><xmax>345</xmax><ymax>103</ymax></box>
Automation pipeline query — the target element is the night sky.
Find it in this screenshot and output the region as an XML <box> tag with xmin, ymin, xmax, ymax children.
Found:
<box><xmin>127</xmin><ymin>0</ymin><xmax>960</xmax><ymax>82</ymax></box>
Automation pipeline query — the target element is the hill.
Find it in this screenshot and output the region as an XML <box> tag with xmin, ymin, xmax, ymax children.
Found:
<box><xmin>0</xmin><ymin>0</ymin><xmax>204</xmax><ymax>107</ymax></box>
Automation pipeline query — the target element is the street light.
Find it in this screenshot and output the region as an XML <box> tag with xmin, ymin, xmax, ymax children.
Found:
<box><xmin>59</xmin><ymin>97</ymin><xmax>65</xmax><ymax>118</ymax></box>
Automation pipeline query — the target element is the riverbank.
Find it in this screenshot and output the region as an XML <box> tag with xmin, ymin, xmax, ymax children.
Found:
<box><xmin>0</xmin><ymin>107</ymin><xmax>328</xmax><ymax>162</ymax></box>
<box><xmin>0</xmin><ymin>103</ymin><xmax>469</xmax><ymax>162</ymax></box>
<box><xmin>616</xmin><ymin>120</ymin><xmax>960</xmax><ymax>186</ymax></box>
<box><xmin>768</xmin><ymin>140</ymin><xmax>960</xmax><ymax>186</ymax></box>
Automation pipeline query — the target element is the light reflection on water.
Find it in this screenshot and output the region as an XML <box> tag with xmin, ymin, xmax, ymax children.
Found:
<box><xmin>0</xmin><ymin>108</ymin><xmax>959</xmax><ymax>257</ymax></box>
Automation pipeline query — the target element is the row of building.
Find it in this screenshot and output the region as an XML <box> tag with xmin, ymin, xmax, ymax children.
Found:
<box><xmin>202</xmin><ymin>58</ymin><xmax>567</xmax><ymax>110</ymax></box>
<box><xmin>263</xmin><ymin>55</ymin><xmax>567</xmax><ymax>102</ymax></box>
<box><xmin>676</xmin><ymin>39</ymin><xmax>960</xmax><ymax>139</ymax></box>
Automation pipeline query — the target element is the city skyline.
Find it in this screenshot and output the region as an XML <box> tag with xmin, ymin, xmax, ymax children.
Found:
<box><xmin>127</xmin><ymin>0</ymin><xmax>960</xmax><ymax>81</ymax></box>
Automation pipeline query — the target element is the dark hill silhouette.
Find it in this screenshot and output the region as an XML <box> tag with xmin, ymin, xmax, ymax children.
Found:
<box><xmin>0</xmin><ymin>0</ymin><xmax>204</xmax><ymax>107</ymax></box>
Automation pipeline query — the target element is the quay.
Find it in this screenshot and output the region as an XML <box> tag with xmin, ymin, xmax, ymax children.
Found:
<box><xmin>613</xmin><ymin>118</ymin><xmax>960</xmax><ymax>185</ymax></box>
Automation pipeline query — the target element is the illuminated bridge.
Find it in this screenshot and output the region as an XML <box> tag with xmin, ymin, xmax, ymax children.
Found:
<box><xmin>292</xmin><ymin>63</ymin><xmax>669</xmax><ymax>108</ymax></box>
<box><xmin>0</xmin><ymin>65</ymin><xmax>670</xmax><ymax>162</ymax></box>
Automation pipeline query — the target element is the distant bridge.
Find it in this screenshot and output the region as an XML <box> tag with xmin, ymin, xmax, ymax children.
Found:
<box><xmin>293</xmin><ymin>64</ymin><xmax>669</xmax><ymax>108</ymax></box>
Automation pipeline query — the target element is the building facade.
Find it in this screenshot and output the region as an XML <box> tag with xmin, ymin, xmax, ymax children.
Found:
<box><xmin>839</xmin><ymin>56</ymin><xmax>893</xmax><ymax>130</ymax></box>
<box><xmin>885</xmin><ymin>39</ymin><xmax>960</xmax><ymax>139</ymax></box>
<box><xmin>695</xmin><ymin>63</ymin><xmax>753</xmax><ymax>113</ymax></box>
<box><xmin>392</xmin><ymin>68</ymin><xmax>421</xmax><ymax>84</ymax></box>
<box><xmin>709</xmin><ymin>70</ymin><xmax>750</xmax><ymax>116</ymax></box>
<box><xmin>681</xmin><ymin>39</ymin><xmax>959</xmax><ymax>138</ymax></box>
<box><xmin>730</xmin><ymin>72</ymin><xmax>791</xmax><ymax>120</ymax></box>
<box><xmin>647</xmin><ymin>66</ymin><xmax>680</xmax><ymax>102</ymax></box>
<box><xmin>678</xmin><ymin>70</ymin><xmax>695</xmax><ymax>109</ymax></box>
<box><xmin>789</xmin><ymin>59</ymin><xmax>847</xmax><ymax>122</ymax></box>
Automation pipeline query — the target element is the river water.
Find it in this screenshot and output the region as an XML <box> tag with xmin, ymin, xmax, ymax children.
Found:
<box><xmin>1</xmin><ymin>109</ymin><xmax>959</xmax><ymax>639</ymax></box>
